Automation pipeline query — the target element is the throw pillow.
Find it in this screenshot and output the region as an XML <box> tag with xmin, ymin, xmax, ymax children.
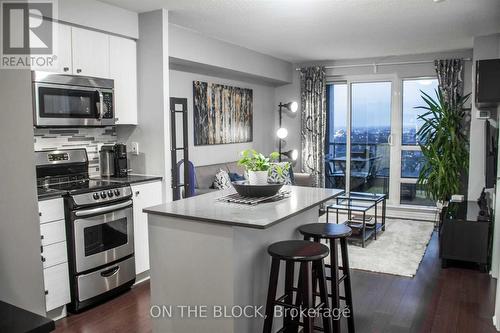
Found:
<box><xmin>228</xmin><ymin>172</ymin><xmax>245</xmax><ymax>182</ymax></box>
<box><xmin>213</xmin><ymin>169</ymin><xmax>232</xmax><ymax>189</ymax></box>
<box><xmin>268</xmin><ymin>162</ymin><xmax>292</xmax><ymax>185</ymax></box>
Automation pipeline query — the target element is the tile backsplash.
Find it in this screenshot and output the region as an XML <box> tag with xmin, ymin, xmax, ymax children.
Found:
<box><xmin>34</xmin><ymin>127</ymin><xmax>117</xmax><ymax>176</ymax></box>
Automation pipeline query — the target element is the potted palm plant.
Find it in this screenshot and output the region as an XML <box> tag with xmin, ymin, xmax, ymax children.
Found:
<box><xmin>238</xmin><ymin>149</ymin><xmax>280</xmax><ymax>185</ymax></box>
<box><xmin>416</xmin><ymin>89</ymin><xmax>470</xmax><ymax>213</ymax></box>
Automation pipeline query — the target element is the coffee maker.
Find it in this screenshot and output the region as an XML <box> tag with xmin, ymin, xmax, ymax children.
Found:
<box><xmin>113</xmin><ymin>143</ymin><xmax>128</xmax><ymax>178</ymax></box>
<box><xmin>99</xmin><ymin>143</ymin><xmax>129</xmax><ymax>178</ymax></box>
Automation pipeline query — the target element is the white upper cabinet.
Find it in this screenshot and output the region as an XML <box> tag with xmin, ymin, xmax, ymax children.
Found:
<box><xmin>55</xmin><ymin>23</ymin><xmax>72</xmax><ymax>74</ymax></box>
<box><xmin>109</xmin><ymin>36</ymin><xmax>138</xmax><ymax>125</ymax></box>
<box><xmin>71</xmin><ymin>27</ymin><xmax>110</xmax><ymax>78</ymax></box>
<box><xmin>31</xmin><ymin>22</ymin><xmax>72</xmax><ymax>73</ymax></box>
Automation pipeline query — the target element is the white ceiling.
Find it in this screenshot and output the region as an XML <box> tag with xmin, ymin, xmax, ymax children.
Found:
<box><xmin>100</xmin><ymin>0</ymin><xmax>500</xmax><ymax>63</ymax></box>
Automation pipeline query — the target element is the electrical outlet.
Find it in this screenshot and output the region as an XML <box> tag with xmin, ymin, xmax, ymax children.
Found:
<box><xmin>451</xmin><ymin>194</ymin><xmax>464</xmax><ymax>202</ymax></box>
<box><xmin>131</xmin><ymin>142</ymin><xmax>139</xmax><ymax>155</ymax></box>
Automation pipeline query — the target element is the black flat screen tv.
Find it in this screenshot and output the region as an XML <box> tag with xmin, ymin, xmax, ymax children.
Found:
<box><xmin>476</xmin><ymin>59</ymin><xmax>500</xmax><ymax>108</ymax></box>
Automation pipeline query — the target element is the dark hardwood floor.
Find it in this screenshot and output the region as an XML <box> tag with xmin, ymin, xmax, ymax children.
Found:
<box><xmin>55</xmin><ymin>232</ymin><xmax>497</xmax><ymax>333</ymax></box>
<box><xmin>54</xmin><ymin>280</ymin><xmax>152</xmax><ymax>333</ymax></box>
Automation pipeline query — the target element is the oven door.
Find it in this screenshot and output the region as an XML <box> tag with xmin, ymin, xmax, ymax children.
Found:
<box><xmin>73</xmin><ymin>200</ymin><xmax>134</xmax><ymax>273</ymax></box>
<box><xmin>33</xmin><ymin>82</ymin><xmax>114</xmax><ymax>127</ymax></box>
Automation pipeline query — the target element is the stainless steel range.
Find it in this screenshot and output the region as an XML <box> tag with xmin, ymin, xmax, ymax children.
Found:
<box><xmin>35</xmin><ymin>149</ymin><xmax>135</xmax><ymax>312</ymax></box>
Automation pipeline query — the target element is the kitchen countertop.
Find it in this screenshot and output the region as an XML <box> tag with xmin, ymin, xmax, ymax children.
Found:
<box><xmin>37</xmin><ymin>187</ymin><xmax>67</xmax><ymax>201</ymax></box>
<box><xmin>91</xmin><ymin>174</ymin><xmax>163</xmax><ymax>185</ymax></box>
<box><xmin>0</xmin><ymin>300</ymin><xmax>55</xmax><ymax>333</ymax></box>
<box><xmin>144</xmin><ymin>185</ymin><xmax>343</xmax><ymax>229</ymax></box>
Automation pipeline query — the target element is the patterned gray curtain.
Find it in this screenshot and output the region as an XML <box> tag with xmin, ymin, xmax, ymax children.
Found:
<box><xmin>434</xmin><ymin>58</ymin><xmax>470</xmax><ymax>136</ymax></box>
<box><xmin>434</xmin><ymin>58</ymin><xmax>470</xmax><ymax>198</ymax></box>
<box><xmin>434</xmin><ymin>59</ymin><xmax>464</xmax><ymax>108</ymax></box>
<box><xmin>300</xmin><ymin>66</ymin><xmax>326</xmax><ymax>188</ymax></box>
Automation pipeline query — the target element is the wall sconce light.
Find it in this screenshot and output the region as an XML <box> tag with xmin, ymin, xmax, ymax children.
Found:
<box><xmin>277</xmin><ymin>101</ymin><xmax>298</xmax><ymax>162</ymax></box>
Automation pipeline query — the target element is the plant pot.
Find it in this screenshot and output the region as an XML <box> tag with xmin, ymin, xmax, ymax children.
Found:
<box><xmin>247</xmin><ymin>170</ymin><xmax>269</xmax><ymax>185</ymax></box>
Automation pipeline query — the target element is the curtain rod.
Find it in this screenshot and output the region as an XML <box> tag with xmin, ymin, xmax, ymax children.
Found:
<box><xmin>295</xmin><ymin>58</ymin><xmax>473</xmax><ymax>71</ymax></box>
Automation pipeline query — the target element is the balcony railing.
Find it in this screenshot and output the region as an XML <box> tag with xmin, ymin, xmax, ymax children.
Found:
<box><xmin>325</xmin><ymin>142</ymin><xmax>390</xmax><ymax>194</ymax></box>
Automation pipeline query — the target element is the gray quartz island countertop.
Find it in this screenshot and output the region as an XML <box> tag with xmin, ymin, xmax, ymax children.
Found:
<box><xmin>144</xmin><ymin>186</ymin><xmax>343</xmax><ymax>229</ymax></box>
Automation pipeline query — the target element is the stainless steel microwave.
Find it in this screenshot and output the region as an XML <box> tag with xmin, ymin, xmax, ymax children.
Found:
<box><xmin>32</xmin><ymin>71</ymin><xmax>115</xmax><ymax>127</ymax></box>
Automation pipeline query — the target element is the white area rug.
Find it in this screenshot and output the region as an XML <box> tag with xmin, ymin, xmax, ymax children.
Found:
<box><xmin>318</xmin><ymin>216</ymin><xmax>435</xmax><ymax>277</ymax></box>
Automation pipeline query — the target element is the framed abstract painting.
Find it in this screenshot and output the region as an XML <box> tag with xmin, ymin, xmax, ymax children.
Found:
<box><xmin>193</xmin><ymin>81</ymin><xmax>253</xmax><ymax>145</ymax></box>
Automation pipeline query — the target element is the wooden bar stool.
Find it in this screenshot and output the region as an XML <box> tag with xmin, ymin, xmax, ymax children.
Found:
<box><xmin>298</xmin><ymin>223</ymin><xmax>355</xmax><ymax>333</ymax></box>
<box><xmin>263</xmin><ymin>240</ymin><xmax>332</xmax><ymax>333</ymax></box>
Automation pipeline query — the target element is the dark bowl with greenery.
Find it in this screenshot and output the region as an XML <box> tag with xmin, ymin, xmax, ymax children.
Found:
<box><xmin>231</xmin><ymin>181</ymin><xmax>284</xmax><ymax>198</ymax></box>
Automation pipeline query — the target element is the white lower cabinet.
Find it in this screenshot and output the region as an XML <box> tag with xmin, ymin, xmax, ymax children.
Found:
<box><xmin>38</xmin><ymin>198</ymin><xmax>71</xmax><ymax>312</ymax></box>
<box><xmin>131</xmin><ymin>181</ymin><xmax>163</xmax><ymax>275</ymax></box>
<box><xmin>44</xmin><ymin>263</ymin><xmax>71</xmax><ymax>312</ymax></box>
<box><xmin>40</xmin><ymin>220</ymin><xmax>66</xmax><ymax>246</ymax></box>
<box><xmin>38</xmin><ymin>198</ymin><xmax>64</xmax><ymax>224</ymax></box>
<box><xmin>42</xmin><ymin>241</ymin><xmax>68</xmax><ymax>269</ymax></box>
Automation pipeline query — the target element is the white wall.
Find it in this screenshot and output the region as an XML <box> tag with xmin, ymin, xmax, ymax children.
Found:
<box><xmin>469</xmin><ymin>34</ymin><xmax>500</xmax><ymax>201</ymax></box>
<box><xmin>169</xmin><ymin>24</ymin><xmax>293</xmax><ymax>85</ymax></box>
<box><xmin>57</xmin><ymin>0</ymin><xmax>138</xmax><ymax>38</ymax></box>
<box><xmin>476</xmin><ymin>33</ymin><xmax>500</xmax><ymax>331</ymax></box>
<box><xmin>117</xmin><ymin>10</ymin><xmax>171</xmax><ymax>201</ymax></box>
<box><xmin>169</xmin><ymin>70</ymin><xmax>276</xmax><ymax>167</ymax></box>
<box><xmin>0</xmin><ymin>70</ymin><xmax>46</xmax><ymax>315</ymax></box>
<box><xmin>274</xmin><ymin>71</ymin><xmax>302</xmax><ymax>167</ymax></box>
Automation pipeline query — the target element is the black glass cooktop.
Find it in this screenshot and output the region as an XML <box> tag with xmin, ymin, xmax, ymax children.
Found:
<box><xmin>41</xmin><ymin>179</ymin><xmax>124</xmax><ymax>195</ymax></box>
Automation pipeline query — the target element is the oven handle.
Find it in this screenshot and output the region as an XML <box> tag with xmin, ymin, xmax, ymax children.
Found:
<box><xmin>100</xmin><ymin>266</ymin><xmax>120</xmax><ymax>278</ymax></box>
<box><xmin>74</xmin><ymin>200</ymin><xmax>132</xmax><ymax>217</ymax></box>
<box><xmin>96</xmin><ymin>90</ymin><xmax>104</xmax><ymax>120</ymax></box>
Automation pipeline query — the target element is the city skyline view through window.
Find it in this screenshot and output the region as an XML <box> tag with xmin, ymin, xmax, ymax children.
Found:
<box><xmin>326</xmin><ymin>78</ymin><xmax>438</xmax><ymax>206</ymax></box>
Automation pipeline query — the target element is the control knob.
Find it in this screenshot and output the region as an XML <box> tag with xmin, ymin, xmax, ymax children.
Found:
<box><xmin>107</xmin><ymin>190</ymin><xmax>114</xmax><ymax>198</ymax></box>
<box><xmin>93</xmin><ymin>193</ymin><xmax>100</xmax><ymax>200</ymax></box>
<box><xmin>114</xmin><ymin>189</ymin><xmax>120</xmax><ymax>196</ymax></box>
<box><xmin>100</xmin><ymin>192</ymin><xmax>107</xmax><ymax>199</ymax></box>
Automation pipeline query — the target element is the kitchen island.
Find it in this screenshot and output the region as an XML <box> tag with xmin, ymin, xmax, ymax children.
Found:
<box><xmin>144</xmin><ymin>185</ymin><xmax>343</xmax><ymax>333</ymax></box>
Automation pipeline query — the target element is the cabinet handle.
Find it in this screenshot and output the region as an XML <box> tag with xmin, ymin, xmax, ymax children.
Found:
<box><xmin>41</xmin><ymin>235</ymin><xmax>44</xmax><ymax>240</ymax></box>
<box><xmin>63</xmin><ymin>67</ymin><xmax>69</xmax><ymax>72</ymax></box>
<box><xmin>41</xmin><ymin>256</ymin><xmax>46</xmax><ymax>262</ymax></box>
<box><xmin>76</xmin><ymin>69</ymin><xmax>82</xmax><ymax>73</ymax></box>
<box><xmin>41</xmin><ymin>245</ymin><xmax>43</xmax><ymax>253</ymax></box>
<box><xmin>44</xmin><ymin>290</ymin><xmax>48</xmax><ymax>295</ymax></box>
<box><xmin>39</xmin><ymin>212</ymin><xmax>42</xmax><ymax>217</ymax></box>
<box><xmin>135</xmin><ymin>191</ymin><xmax>140</xmax><ymax>196</ymax></box>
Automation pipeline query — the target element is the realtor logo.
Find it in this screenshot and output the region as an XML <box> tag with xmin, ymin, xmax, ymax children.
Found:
<box><xmin>1</xmin><ymin>0</ymin><xmax>57</xmax><ymax>68</ymax></box>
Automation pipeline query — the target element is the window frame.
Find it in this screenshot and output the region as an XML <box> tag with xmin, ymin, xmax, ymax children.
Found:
<box><xmin>325</xmin><ymin>74</ymin><xmax>438</xmax><ymax>208</ymax></box>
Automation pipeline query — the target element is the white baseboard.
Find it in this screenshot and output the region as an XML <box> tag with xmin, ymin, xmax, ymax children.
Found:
<box><xmin>135</xmin><ymin>271</ymin><xmax>150</xmax><ymax>285</ymax></box>
<box><xmin>493</xmin><ymin>315</ymin><xmax>499</xmax><ymax>331</ymax></box>
<box><xmin>385</xmin><ymin>204</ymin><xmax>437</xmax><ymax>222</ymax></box>
<box><xmin>326</xmin><ymin>202</ymin><xmax>437</xmax><ymax>222</ymax></box>
<box><xmin>47</xmin><ymin>305</ymin><xmax>67</xmax><ymax>321</ymax></box>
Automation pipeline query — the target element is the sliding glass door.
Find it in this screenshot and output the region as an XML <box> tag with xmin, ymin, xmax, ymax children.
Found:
<box><xmin>326</xmin><ymin>80</ymin><xmax>393</xmax><ymax>197</ymax></box>
<box><xmin>350</xmin><ymin>82</ymin><xmax>392</xmax><ymax>195</ymax></box>
<box><xmin>326</xmin><ymin>76</ymin><xmax>438</xmax><ymax>207</ymax></box>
